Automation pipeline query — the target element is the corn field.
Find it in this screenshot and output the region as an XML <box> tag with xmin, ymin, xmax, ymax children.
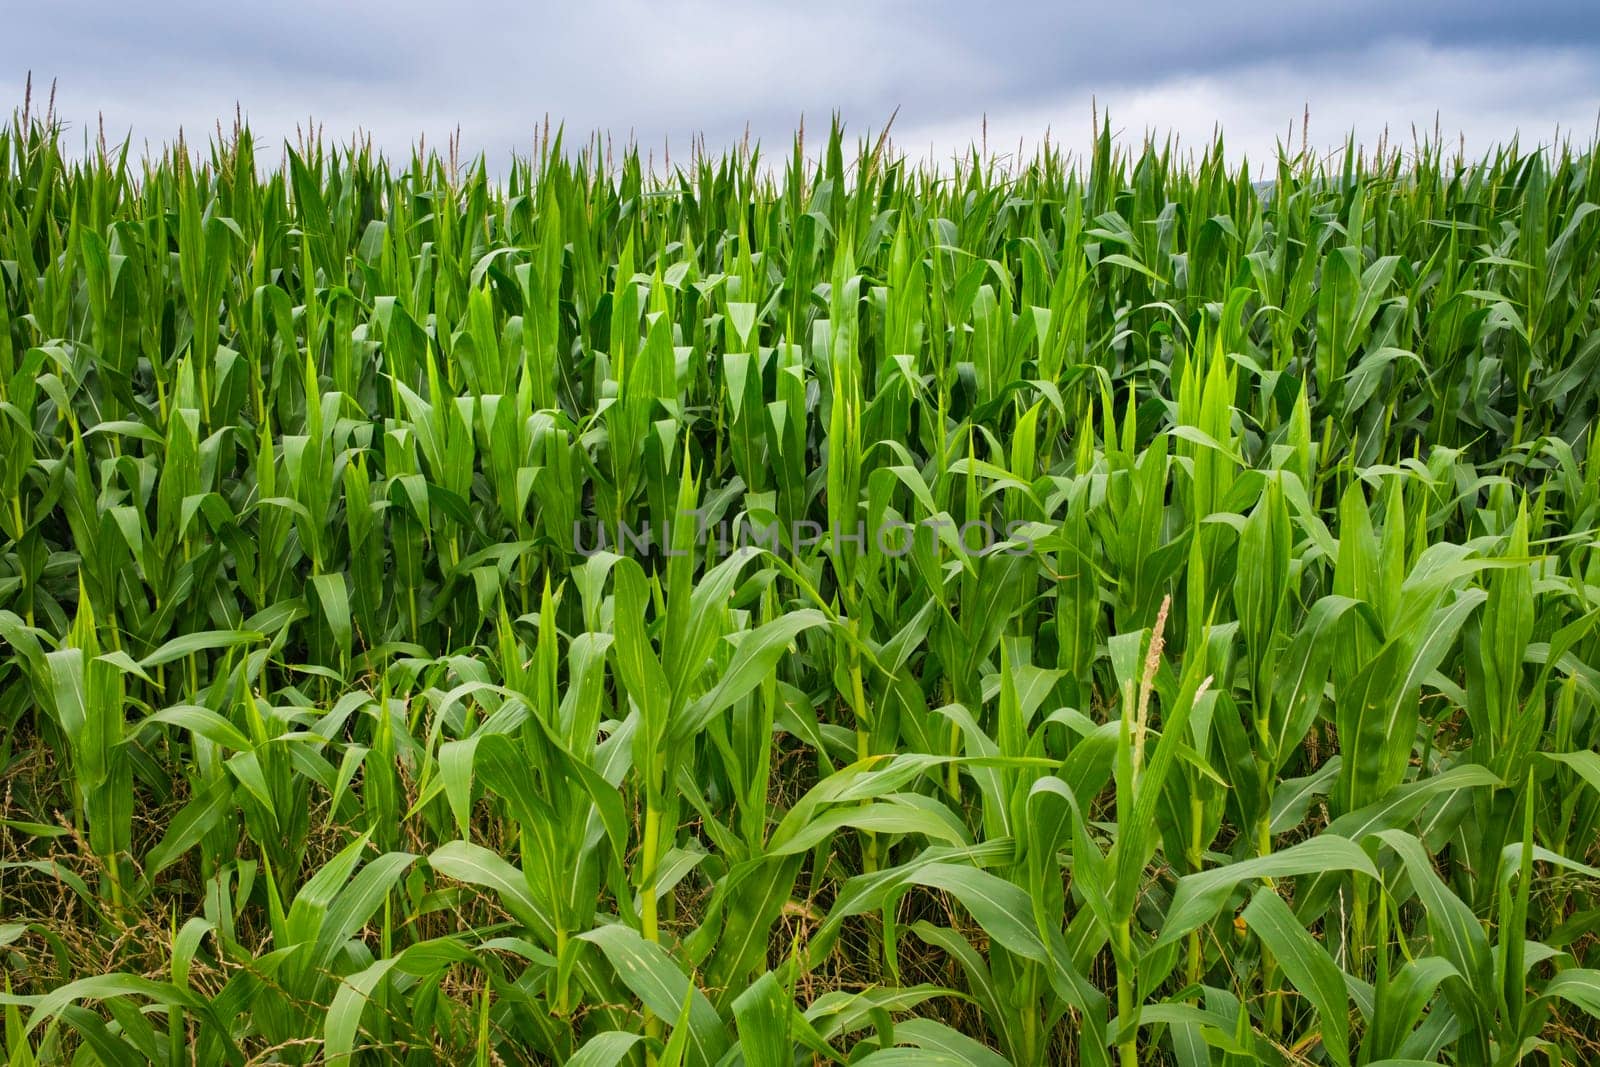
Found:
<box><xmin>2</xmin><ymin>103</ymin><xmax>1600</xmax><ymax>1066</ymax></box>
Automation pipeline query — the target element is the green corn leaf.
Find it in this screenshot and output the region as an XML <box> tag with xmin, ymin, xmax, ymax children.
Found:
<box><xmin>1157</xmin><ymin>836</ymin><xmax>1378</xmax><ymax>948</ymax></box>
<box><xmin>1241</xmin><ymin>887</ymin><xmax>1352</xmax><ymax>1066</ymax></box>
<box><xmin>578</xmin><ymin>924</ymin><xmax>730</xmax><ymax>1067</ymax></box>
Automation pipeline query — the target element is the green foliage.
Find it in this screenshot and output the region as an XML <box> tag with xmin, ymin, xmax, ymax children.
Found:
<box><xmin>2</xmin><ymin>109</ymin><xmax>1599</xmax><ymax>1064</ymax></box>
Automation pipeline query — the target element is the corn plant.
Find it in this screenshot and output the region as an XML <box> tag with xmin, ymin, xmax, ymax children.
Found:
<box><xmin>2</xmin><ymin>103</ymin><xmax>1599</xmax><ymax>1065</ymax></box>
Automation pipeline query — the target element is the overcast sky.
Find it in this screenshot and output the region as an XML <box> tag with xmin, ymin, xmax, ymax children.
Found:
<box><xmin>7</xmin><ymin>1</ymin><xmax>1600</xmax><ymax>171</ymax></box>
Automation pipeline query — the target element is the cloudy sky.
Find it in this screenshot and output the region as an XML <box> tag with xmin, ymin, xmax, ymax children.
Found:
<box><xmin>6</xmin><ymin>1</ymin><xmax>1600</xmax><ymax>170</ymax></box>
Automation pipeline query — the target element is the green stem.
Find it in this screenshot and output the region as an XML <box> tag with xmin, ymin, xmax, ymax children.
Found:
<box><xmin>1115</xmin><ymin>918</ymin><xmax>1138</xmax><ymax>1067</ymax></box>
<box><xmin>849</xmin><ymin>647</ymin><xmax>877</xmax><ymax>875</ymax></box>
<box><xmin>12</xmin><ymin>497</ymin><xmax>30</xmax><ymax>628</ymax></box>
<box><xmin>1256</xmin><ymin>763</ymin><xmax>1282</xmax><ymax>1039</ymax></box>
<box><xmin>640</xmin><ymin>798</ymin><xmax>663</xmax><ymax>1054</ymax></box>
<box><xmin>1350</xmin><ymin>875</ymin><xmax>1369</xmax><ymax>981</ymax></box>
<box><xmin>640</xmin><ymin>803</ymin><xmax>662</xmax><ymax>941</ymax></box>
<box><xmin>1186</xmin><ymin>791</ymin><xmax>1206</xmax><ymax>990</ymax></box>
<box><xmin>554</xmin><ymin>925</ymin><xmax>570</xmax><ymax>1016</ymax></box>
<box><xmin>946</xmin><ymin>718</ymin><xmax>961</xmax><ymax>800</ymax></box>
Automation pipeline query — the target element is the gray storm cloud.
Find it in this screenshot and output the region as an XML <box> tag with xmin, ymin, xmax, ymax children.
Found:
<box><xmin>5</xmin><ymin>0</ymin><xmax>1599</xmax><ymax>165</ymax></box>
